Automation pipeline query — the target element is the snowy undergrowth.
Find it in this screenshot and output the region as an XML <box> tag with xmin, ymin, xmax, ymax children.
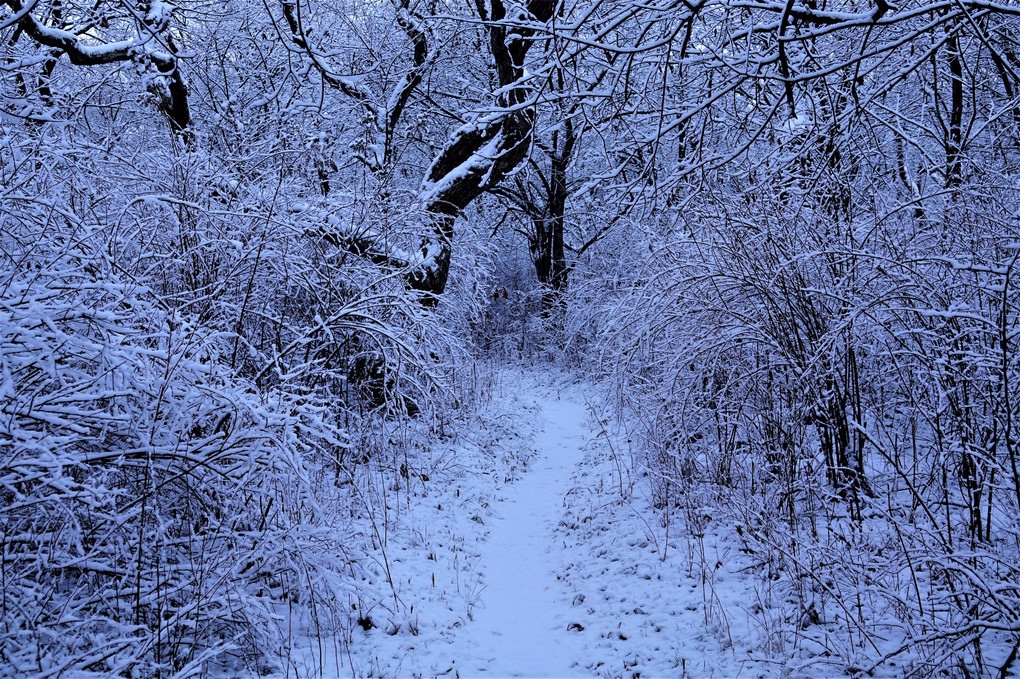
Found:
<box><xmin>0</xmin><ymin>151</ymin><xmax>484</xmax><ymax>678</ymax></box>
<box><xmin>284</xmin><ymin>365</ymin><xmax>542</xmax><ymax>677</ymax></box>
<box><xmin>595</xmin><ymin>380</ymin><xmax>1020</xmax><ymax>679</ymax></box>
<box><xmin>557</xmin><ymin>400</ymin><xmax>773</xmax><ymax>679</ymax></box>
<box><xmin>0</xmin><ymin>216</ymin><xmax>356</xmax><ymax>678</ymax></box>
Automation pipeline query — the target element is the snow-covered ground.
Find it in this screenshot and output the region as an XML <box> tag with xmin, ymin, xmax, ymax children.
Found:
<box><xmin>279</xmin><ymin>367</ymin><xmax>773</xmax><ymax>678</ymax></box>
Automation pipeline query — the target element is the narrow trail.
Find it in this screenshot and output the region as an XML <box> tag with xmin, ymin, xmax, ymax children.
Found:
<box><xmin>451</xmin><ymin>384</ymin><xmax>592</xmax><ymax>677</ymax></box>
<box><xmin>331</xmin><ymin>369</ymin><xmax>762</xmax><ymax>679</ymax></box>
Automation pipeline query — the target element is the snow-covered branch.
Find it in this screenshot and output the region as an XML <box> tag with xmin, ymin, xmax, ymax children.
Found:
<box><xmin>3</xmin><ymin>0</ymin><xmax>191</xmax><ymax>135</ymax></box>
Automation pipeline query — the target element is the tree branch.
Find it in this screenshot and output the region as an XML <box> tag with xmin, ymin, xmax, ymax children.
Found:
<box><xmin>5</xmin><ymin>0</ymin><xmax>192</xmax><ymax>137</ymax></box>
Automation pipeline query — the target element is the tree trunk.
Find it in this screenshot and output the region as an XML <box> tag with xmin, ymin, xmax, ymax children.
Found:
<box><xmin>411</xmin><ymin>0</ymin><xmax>556</xmax><ymax>299</ymax></box>
<box><xmin>525</xmin><ymin>107</ymin><xmax>576</xmax><ymax>313</ymax></box>
<box><xmin>530</xmin><ymin>129</ymin><xmax>570</xmax><ymax>313</ymax></box>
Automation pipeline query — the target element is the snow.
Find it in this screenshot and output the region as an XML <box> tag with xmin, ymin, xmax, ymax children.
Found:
<box><xmin>420</xmin><ymin>130</ymin><xmax>503</xmax><ymax>207</ymax></box>
<box><xmin>8</xmin><ymin>0</ymin><xmax>1020</xmax><ymax>671</ymax></box>
<box><xmin>280</xmin><ymin>368</ymin><xmax>773</xmax><ymax>678</ymax></box>
<box><xmin>779</xmin><ymin>112</ymin><xmax>813</xmax><ymax>135</ymax></box>
<box><xmin>450</xmin><ymin>388</ymin><xmax>591</xmax><ymax>677</ymax></box>
<box><xmin>145</xmin><ymin>1</ymin><xmax>173</xmax><ymax>31</ymax></box>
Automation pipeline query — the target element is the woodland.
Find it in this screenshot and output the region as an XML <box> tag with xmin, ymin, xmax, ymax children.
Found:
<box><xmin>3</xmin><ymin>0</ymin><xmax>1020</xmax><ymax>676</ymax></box>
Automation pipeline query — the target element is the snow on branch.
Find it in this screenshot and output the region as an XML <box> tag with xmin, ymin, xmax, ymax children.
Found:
<box><xmin>3</xmin><ymin>0</ymin><xmax>191</xmax><ymax>136</ymax></box>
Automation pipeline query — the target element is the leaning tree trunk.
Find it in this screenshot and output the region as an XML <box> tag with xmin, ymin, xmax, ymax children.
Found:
<box><xmin>410</xmin><ymin>0</ymin><xmax>556</xmax><ymax>299</ymax></box>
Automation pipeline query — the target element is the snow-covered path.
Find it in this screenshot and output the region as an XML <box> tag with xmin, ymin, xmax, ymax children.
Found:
<box><xmin>324</xmin><ymin>368</ymin><xmax>768</xmax><ymax>679</ymax></box>
<box><xmin>451</xmin><ymin>388</ymin><xmax>592</xmax><ymax>676</ymax></box>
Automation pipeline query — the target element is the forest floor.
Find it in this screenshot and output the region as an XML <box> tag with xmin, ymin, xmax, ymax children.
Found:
<box><xmin>283</xmin><ymin>367</ymin><xmax>774</xmax><ymax>678</ymax></box>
